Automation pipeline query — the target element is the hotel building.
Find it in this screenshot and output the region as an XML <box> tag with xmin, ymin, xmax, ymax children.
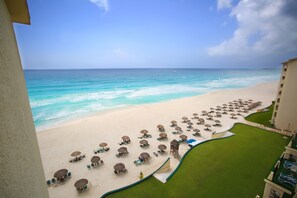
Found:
<box><xmin>0</xmin><ymin>0</ymin><xmax>48</xmax><ymax>197</ymax></box>
<box><xmin>271</xmin><ymin>57</ymin><xmax>297</xmax><ymax>133</ymax></box>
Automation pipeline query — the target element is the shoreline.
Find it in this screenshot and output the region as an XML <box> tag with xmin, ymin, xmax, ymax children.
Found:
<box><xmin>37</xmin><ymin>80</ymin><xmax>278</xmax><ymax>197</ymax></box>
<box><xmin>36</xmin><ymin>80</ymin><xmax>278</xmax><ymax>133</ymax></box>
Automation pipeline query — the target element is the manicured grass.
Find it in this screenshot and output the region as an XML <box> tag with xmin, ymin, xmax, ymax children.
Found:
<box><xmin>245</xmin><ymin>102</ymin><xmax>275</xmax><ymax>127</ymax></box>
<box><xmin>105</xmin><ymin>124</ymin><xmax>289</xmax><ymax>198</ymax></box>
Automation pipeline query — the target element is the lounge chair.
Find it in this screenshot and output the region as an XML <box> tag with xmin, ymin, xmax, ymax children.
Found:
<box><xmin>172</xmin><ymin>131</ymin><xmax>178</xmax><ymax>135</ymax></box>
<box><xmin>104</xmin><ymin>147</ymin><xmax>110</xmax><ymax>151</ymax></box>
<box><xmin>154</xmin><ymin>152</ymin><xmax>159</xmax><ymax>157</ymax></box>
<box><xmin>46</xmin><ymin>180</ymin><xmax>51</xmax><ymax>186</ymax></box>
<box><xmin>100</xmin><ymin>160</ymin><xmax>104</xmax><ymax>164</ymax></box>
<box><xmin>51</xmin><ymin>178</ymin><xmax>56</xmax><ymax>183</ymax></box>
<box><xmin>87</xmin><ymin>165</ymin><xmax>91</xmax><ymax>169</ymax></box>
<box><xmin>67</xmin><ymin>172</ymin><xmax>71</xmax><ymax>177</ymax></box>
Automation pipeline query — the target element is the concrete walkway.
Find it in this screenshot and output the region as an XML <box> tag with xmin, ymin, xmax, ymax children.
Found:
<box><xmin>241</xmin><ymin>120</ymin><xmax>293</xmax><ymax>136</ymax></box>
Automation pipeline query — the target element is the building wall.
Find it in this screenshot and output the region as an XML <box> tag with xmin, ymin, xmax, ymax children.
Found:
<box><xmin>0</xmin><ymin>0</ymin><xmax>49</xmax><ymax>197</ymax></box>
<box><xmin>272</xmin><ymin>59</ymin><xmax>297</xmax><ymax>132</ymax></box>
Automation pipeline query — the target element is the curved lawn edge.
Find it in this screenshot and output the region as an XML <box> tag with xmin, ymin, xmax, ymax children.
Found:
<box><xmin>101</xmin><ymin>157</ymin><xmax>170</xmax><ymax>198</ymax></box>
<box><xmin>102</xmin><ymin>133</ymin><xmax>234</xmax><ymax>198</ymax></box>
<box><xmin>166</xmin><ymin>133</ymin><xmax>234</xmax><ymax>181</ymax></box>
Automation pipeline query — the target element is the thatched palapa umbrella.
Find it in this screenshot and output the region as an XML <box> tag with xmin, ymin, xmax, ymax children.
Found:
<box><xmin>158</xmin><ymin>144</ymin><xmax>167</xmax><ymax>151</ymax></box>
<box><xmin>197</xmin><ymin>118</ymin><xmax>205</xmax><ymax>124</ymax></box>
<box><xmin>193</xmin><ymin>129</ymin><xmax>200</xmax><ymax>133</ymax></box>
<box><xmin>193</xmin><ymin>113</ymin><xmax>198</xmax><ymax>118</ymax></box>
<box><xmin>179</xmin><ymin>135</ymin><xmax>187</xmax><ymax>141</ymax></box>
<box><xmin>122</xmin><ymin>136</ymin><xmax>130</xmax><ymax>141</ymax></box>
<box><xmin>157</xmin><ymin>124</ymin><xmax>165</xmax><ymax>132</ymax></box>
<box><xmin>114</xmin><ymin>163</ymin><xmax>125</xmax><ymax>171</ymax></box>
<box><xmin>175</xmin><ymin>126</ymin><xmax>182</xmax><ymax>132</ymax></box>
<box><xmin>54</xmin><ymin>169</ymin><xmax>68</xmax><ymax>180</ymax></box>
<box><xmin>74</xmin><ymin>178</ymin><xmax>88</xmax><ymax>191</ymax></box>
<box><xmin>182</xmin><ymin>116</ymin><xmax>188</xmax><ymax>123</ymax></box>
<box><xmin>205</xmin><ymin>124</ymin><xmax>211</xmax><ymax>130</ymax></box>
<box><xmin>159</xmin><ymin>132</ymin><xmax>167</xmax><ymax>138</ymax></box>
<box><xmin>140</xmin><ymin>129</ymin><xmax>148</xmax><ymax>134</ymax></box>
<box><xmin>140</xmin><ymin>152</ymin><xmax>150</xmax><ymax>160</ymax></box>
<box><xmin>99</xmin><ymin>143</ymin><xmax>107</xmax><ymax>148</ymax></box>
<box><xmin>71</xmin><ymin>151</ymin><xmax>81</xmax><ymax>157</ymax></box>
<box><xmin>140</xmin><ymin>140</ymin><xmax>148</xmax><ymax>146</ymax></box>
<box><xmin>201</xmin><ymin>110</ymin><xmax>208</xmax><ymax>115</ymax></box>
<box><xmin>118</xmin><ymin>147</ymin><xmax>128</xmax><ymax>154</ymax></box>
<box><xmin>91</xmin><ymin>156</ymin><xmax>100</xmax><ymax>164</ymax></box>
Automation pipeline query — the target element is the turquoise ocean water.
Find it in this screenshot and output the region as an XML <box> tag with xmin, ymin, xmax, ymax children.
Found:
<box><xmin>24</xmin><ymin>69</ymin><xmax>280</xmax><ymax>130</ymax></box>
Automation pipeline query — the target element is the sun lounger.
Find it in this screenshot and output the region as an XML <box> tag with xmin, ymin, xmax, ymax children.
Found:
<box><xmin>46</xmin><ymin>180</ymin><xmax>51</xmax><ymax>186</ymax></box>
<box><xmin>172</xmin><ymin>131</ymin><xmax>178</xmax><ymax>134</ymax></box>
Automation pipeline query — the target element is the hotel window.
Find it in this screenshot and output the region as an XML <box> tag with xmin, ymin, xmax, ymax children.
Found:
<box><xmin>277</xmin><ymin>98</ymin><xmax>280</xmax><ymax>103</ymax></box>
<box><xmin>276</xmin><ymin>105</ymin><xmax>278</xmax><ymax>110</ymax></box>
<box><xmin>280</xmin><ymin>83</ymin><xmax>284</xmax><ymax>88</ymax></box>
<box><xmin>282</xmin><ymin>75</ymin><xmax>285</xmax><ymax>80</ymax></box>
<box><xmin>274</xmin><ymin>112</ymin><xmax>277</xmax><ymax>117</ymax></box>
<box><xmin>279</xmin><ymin>91</ymin><xmax>282</xmax><ymax>95</ymax></box>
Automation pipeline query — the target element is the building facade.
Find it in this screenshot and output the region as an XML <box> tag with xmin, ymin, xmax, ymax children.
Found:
<box><xmin>0</xmin><ymin>0</ymin><xmax>49</xmax><ymax>197</ymax></box>
<box><xmin>272</xmin><ymin>57</ymin><xmax>297</xmax><ymax>133</ymax></box>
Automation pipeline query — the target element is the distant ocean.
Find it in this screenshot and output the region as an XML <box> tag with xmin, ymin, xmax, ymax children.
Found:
<box><xmin>24</xmin><ymin>68</ymin><xmax>280</xmax><ymax>130</ymax></box>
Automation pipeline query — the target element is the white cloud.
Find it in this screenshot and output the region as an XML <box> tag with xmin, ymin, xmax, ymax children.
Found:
<box><xmin>114</xmin><ymin>48</ymin><xmax>129</xmax><ymax>57</ymax></box>
<box><xmin>89</xmin><ymin>0</ymin><xmax>109</xmax><ymax>11</ymax></box>
<box><xmin>217</xmin><ymin>0</ymin><xmax>232</xmax><ymax>10</ymax></box>
<box><xmin>209</xmin><ymin>0</ymin><xmax>297</xmax><ymax>57</ymax></box>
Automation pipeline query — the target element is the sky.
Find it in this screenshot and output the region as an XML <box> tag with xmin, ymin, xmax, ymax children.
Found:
<box><xmin>14</xmin><ymin>0</ymin><xmax>297</xmax><ymax>69</ymax></box>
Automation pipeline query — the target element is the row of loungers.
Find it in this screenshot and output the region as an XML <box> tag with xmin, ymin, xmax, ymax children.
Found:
<box><xmin>87</xmin><ymin>161</ymin><xmax>104</xmax><ymax>169</ymax></box>
<box><xmin>46</xmin><ymin>172</ymin><xmax>72</xmax><ymax>186</ymax></box>
<box><xmin>94</xmin><ymin>147</ymin><xmax>109</xmax><ymax>154</ymax></box>
<box><xmin>69</xmin><ymin>155</ymin><xmax>85</xmax><ymax>163</ymax></box>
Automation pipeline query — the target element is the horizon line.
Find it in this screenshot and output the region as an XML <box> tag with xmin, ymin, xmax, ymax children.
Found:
<box><xmin>23</xmin><ymin>67</ymin><xmax>281</xmax><ymax>71</ymax></box>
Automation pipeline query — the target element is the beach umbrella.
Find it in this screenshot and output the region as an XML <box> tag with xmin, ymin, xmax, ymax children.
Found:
<box><xmin>91</xmin><ymin>156</ymin><xmax>100</xmax><ymax>163</ymax></box>
<box><xmin>187</xmin><ymin>122</ymin><xmax>193</xmax><ymax>125</ymax></box>
<box><xmin>193</xmin><ymin>129</ymin><xmax>200</xmax><ymax>133</ymax></box>
<box><xmin>182</xmin><ymin>116</ymin><xmax>188</xmax><ymax>120</ymax></box>
<box><xmin>74</xmin><ymin>179</ymin><xmax>88</xmax><ymax>190</ymax></box>
<box><xmin>171</xmin><ymin>120</ymin><xmax>177</xmax><ymax>124</ymax></box>
<box><xmin>201</xmin><ymin>110</ymin><xmax>207</xmax><ymax>115</ymax></box>
<box><xmin>205</xmin><ymin>124</ymin><xmax>211</xmax><ymax>130</ymax></box>
<box><xmin>71</xmin><ymin>151</ymin><xmax>81</xmax><ymax>157</ymax></box>
<box><xmin>198</xmin><ymin>118</ymin><xmax>205</xmax><ymax>124</ymax></box>
<box><xmin>210</xmin><ymin>107</ymin><xmax>214</xmax><ymax>111</ymax></box>
<box><xmin>216</xmin><ymin>105</ymin><xmax>221</xmax><ymax>109</ymax></box>
<box><xmin>118</xmin><ymin>147</ymin><xmax>128</xmax><ymax>153</ymax></box>
<box><xmin>179</xmin><ymin>135</ymin><xmax>187</xmax><ymax>141</ymax></box>
<box><xmin>122</xmin><ymin>136</ymin><xmax>130</xmax><ymax>141</ymax></box>
<box><xmin>158</xmin><ymin>144</ymin><xmax>167</xmax><ymax>151</ymax></box>
<box><xmin>182</xmin><ymin>117</ymin><xmax>188</xmax><ymax>123</ymax></box>
<box><xmin>140</xmin><ymin>129</ymin><xmax>148</xmax><ymax>134</ymax></box>
<box><xmin>114</xmin><ymin>163</ymin><xmax>125</xmax><ymax>171</ymax></box>
<box><xmin>140</xmin><ymin>140</ymin><xmax>148</xmax><ymax>145</ymax></box>
<box><xmin>214</xmin><ymin>120</ymin><xmax>221</xmax><ymax>123</ymax></box>
<box><xmin>207</xmin><ymin>115</ymin><xmax>213</xmax><ymax>118</ymax></box>
<box><xmin>140</xmin><ymin>152</ymin><xmax>150</xmax><ymax>160</ymax></box>
<box><xmin>216</xmin><ymin>111</ymin><xmax>221</xmax><ymax>115</ymax></box>
<box><xmin>193</xmin><ymin>113</ymin><xmax>198</xmax><ymax>118</ymax></box>
<box><xmin>157</xmin><ymin>124</ymin><xmax>164</xmax><ymax>129</ymax></box>
<box><xmin>175</xmin><ymin>126</ymin><xmax>182</xmax><ymax>131</ymax></box>
<box><xmin>54</xmin><ymin>169</ymin><xmax>68</xmax><ymax>179</ymax></box>
<box><xmin>99</xmin><ymin>143</ymin><xmax>107</xmax><ymax>148</ymax></box>
<box><xmin>159</xmin><ymin>132</ymin><xmax>167</xmax><ymax>138</ymax></box>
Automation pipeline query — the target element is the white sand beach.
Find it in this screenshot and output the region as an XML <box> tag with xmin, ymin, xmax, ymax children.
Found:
<box><xmin>37</xmin><ymin>81</ymin><xmax>278</xmax><ymax>198</ymax></box>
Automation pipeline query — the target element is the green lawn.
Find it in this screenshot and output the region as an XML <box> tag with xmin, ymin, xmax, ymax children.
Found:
<box><xmin>105</xmin><ymin>124</ymin><xmax>289</xmax><ymax>198</ymax></box>
<box><xmin>245</xmin><ymin>102</ymin><xmax>275</xmax><ymax>127</ymax></box>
